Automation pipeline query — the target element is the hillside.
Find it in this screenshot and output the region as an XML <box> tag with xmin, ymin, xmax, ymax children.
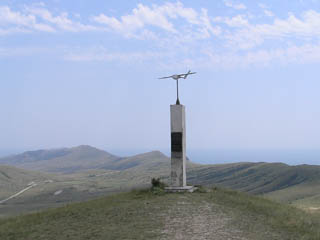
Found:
<box><xmin>0</xmin><ymin>187</ymin><xmax>319</xmax><ymax>240</ymax></box>
<box><xmin>187</xmin><ymin>162</ymin><xmax>320</xmax><ymax>210</ymax></box>
<box><xmin>0</xmin><ymin>146</ymin><xmax>173</xmax><ymax>174</ymax></box>
<box><xmin>0</xmin><ymin>145</ymin><xmax>120</xmax><ymax>173</ymax></box>
<box><xmin>100</xmin><ymin>150</ymin><xmax>170</xmax><ymax>171</ymax></box>
<box><xmin>0</xmin><ymin>165</ymin><xmax>52</xmax><ymax>199</ymax></box>
<box><xmin>188</xmin><ymin>162</ymin><xmax>320</xmax><ymax>194</ymax></box>
<box><xmin>0</xmin><ymin>150</ymin><xmax>172</xmax><ymax>217</ymax></box>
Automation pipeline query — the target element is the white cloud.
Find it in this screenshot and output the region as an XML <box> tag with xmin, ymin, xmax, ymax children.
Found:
<box><xmin>225</xmin><ymin>10</ymin><xmax>320</xmax><ymax>49</ymax></box>
<box><xmin>4</xmin><ymin>2</ymin><xmax>320</xmax><ymax>70</ymax></box>
<box><xmin>257</xmin><ymin>3</ymin><xmax>274</xmax><ymax>17</ymax></box>
<box><xmin>92</xmin><ymin>2</ymin><xmax>220</xmax><ymax>39</ymax></box>
<box><xmin>62</xmin><ymin>42</ymin><xmax>320</xmax><ymax>71</ymax></box>
<box><xmin>0</xmin><ymin>6</ymin><xmax>55</xmax><ymax>34</ymax></box>
<box><xmin>258</xmin><ymin>3</ymin><xmax>267</xmax><ymax>9</ymax></box>
<box><xmin>223</xmin><ymin>0</ymin><xmax>247</xmax><ymax>10</ymax></box>
<box><xmin>0</xmin><ymin>5</ymin><xmax>101</xmax><ymax>35</ymax></box>
<box><xmin>63</xmin><ymin>47</ymin><xmax>170</xmax><ymax>62</ymax></box>
<box><xmin>199</xmin><ymin>8</ymin><xmax>221</xmax><ymax>35</ymax></box>
<box><xmin>26</xmin><ymin>7</ymin><xmax>99</xmax><ymax>32</ymax></box>
<box><xmin>187</xmin><ymin>43</ymin><xmax>320</xmax><ymax>70</ymax></box>
<box><xmin>0</xmin><ymin>6</ymin><xmax>34</xmax><ymax>26</ymax></box>
<box><xmin>214</xmin><ymin>14</ymin><xmax>249</xmax><ymax>27</ymax></box>
<box><xmin>264</xmin><ymin>10</ymin><xmax>274</xmax><ymax>17</ymax></box>
<box><xmin>92</xmin><ymin>3</ymin><xmax>177</xmax><ymax>34</ymax></box>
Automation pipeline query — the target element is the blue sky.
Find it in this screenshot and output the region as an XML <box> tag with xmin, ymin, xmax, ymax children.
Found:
<box><xmin>2</xmin><ymin>0</ymin><xmax>320</xmax><ymax>154</ymax></box>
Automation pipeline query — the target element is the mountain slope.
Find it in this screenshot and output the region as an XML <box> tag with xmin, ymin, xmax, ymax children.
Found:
<box><xmin>0</xmin><ymin>150</ymin><xmax>172</xmax><ymax>217</ymax></box>
<box><xmin>188</xmin><ymin>162</ymin><xmax>320</xmax><ymax>194</ymax></box>
<box><xmin>0</xmin><ymin>188</ymin><xmax>319</xmax><ymax>240</ymax></box>
<box><xmin>0</xmin><ymin>146</ymin><xmax>172</xmax><ymax>173</ymax></box>
<box><xmin>0</xmin><ymin>165</ymin><xmax>51</xmax><ymax>199</ymax></box>
<box><xmin>100</xmin><ymin>150</ymin><xmax>170</xmax><ymax>171</ymax></box>
<box><xmin>0</xmin><ymin>145</ymin><xmax>120</xmax><ymax>173</ymax></box>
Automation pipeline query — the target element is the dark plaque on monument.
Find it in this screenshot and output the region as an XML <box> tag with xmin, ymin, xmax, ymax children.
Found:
<box><xmin>171</xmin><ymin>132</ymin><xmax>182</xmax><ymax>152</ymax></box>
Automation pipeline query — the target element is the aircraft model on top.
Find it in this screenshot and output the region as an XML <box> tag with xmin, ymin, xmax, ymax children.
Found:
<box><xmin>159</xmin><ymin>70</ymin><xmax>196</xmax><ymax>105</ymax></box>
<box><xmin>158</xmin><ymin>70</ymin><xmax>196</xmax><ymax>80</ymax></box>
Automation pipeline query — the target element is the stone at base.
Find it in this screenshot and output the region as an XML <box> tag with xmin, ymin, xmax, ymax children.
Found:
<box><xmin>165</xmin><ymin>186</ymin><xmax>197</xmax><ymax>193</ymax></box>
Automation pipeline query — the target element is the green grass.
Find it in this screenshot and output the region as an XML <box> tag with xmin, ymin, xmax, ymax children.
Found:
<box><xmin>0</xmin><ymin>191</ymin><xmax>169</xmax><ymax>240</ymax></box>
<box><xmin>1</xmin><ymin>187</ymin><xmax>320</xmax><ymax>240</ymax></box>
<box><xmin>209</xmin><ymin>187</ymin><xmax>320</xmax><ymax>240</ymax></box>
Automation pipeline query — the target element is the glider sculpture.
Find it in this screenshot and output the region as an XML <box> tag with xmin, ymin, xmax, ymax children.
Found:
<box><xmin>159</xmin><ymin>70</ymin><xmax>196</xmax><ymax>104</ymax></box>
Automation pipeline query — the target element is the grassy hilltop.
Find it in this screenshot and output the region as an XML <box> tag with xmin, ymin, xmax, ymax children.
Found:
<box><xmin>0</xmin><ymin>187</ymin><xmax>320</xmax><ymax>240</ymax></box>
<box><xmin>1</xmin><ymin>146</ymin><xmax>320</xmax><ymax>239</ymax></box>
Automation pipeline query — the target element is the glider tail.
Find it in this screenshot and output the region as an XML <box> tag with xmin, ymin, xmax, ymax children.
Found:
<box><xmin>184</xmin><ymin>70</ymin><xmax>191</xmax><ymax>79</ymax></box>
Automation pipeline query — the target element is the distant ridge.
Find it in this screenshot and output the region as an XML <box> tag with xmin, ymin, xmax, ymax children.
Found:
<box><xmin>0</xmin><ymin>145</ymin><xmax>121</xmax><ymax>173</ymax></box>
<box><xmin>106</xmin><ymin>151</ymin><xmax>169</xmax><ymax>170</ymax></box>
<box><xmin>0</xmin><ymin>146</ymin><xmax>171</xmax><ymax>173</ymax></box>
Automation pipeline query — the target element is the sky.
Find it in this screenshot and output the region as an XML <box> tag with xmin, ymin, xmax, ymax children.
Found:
<box><xmin>2</xmin><ymin>0</ymin><xmax>320</xmax><ymax>155</ymax></box>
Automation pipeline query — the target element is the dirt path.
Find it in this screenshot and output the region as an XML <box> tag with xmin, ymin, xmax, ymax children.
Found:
<box><xmin>160</xmin><ymin>195</ymin><xmax>248</xmax><ymax>240</ymax></box>
<box><xmin>0</xmin><ymin>183</ymin><xmax>37</xmax><ymax>204</ymax></box>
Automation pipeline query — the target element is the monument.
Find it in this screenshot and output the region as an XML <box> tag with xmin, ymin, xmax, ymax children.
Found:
<box><xmin>159</xmin><ymin>70</ymin><xmax>197</xmax><ymax>192</ymax></box>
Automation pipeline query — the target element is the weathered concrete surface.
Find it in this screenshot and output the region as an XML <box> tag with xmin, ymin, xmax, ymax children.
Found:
<box><xmin>170</xmin><ymin>104</ymin><xmax>186</xmax><ymax>187</ymax></box>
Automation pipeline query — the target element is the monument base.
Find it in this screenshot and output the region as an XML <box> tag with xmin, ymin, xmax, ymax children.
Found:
<box><xmin>165</xmin><ymin>186</ymin><xmax>197</xmax><ymax>193</ymax></box>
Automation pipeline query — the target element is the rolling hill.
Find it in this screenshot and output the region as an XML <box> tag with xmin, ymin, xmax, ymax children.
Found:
<box><xmin>188</xmin><ymin>162</ymin><xmax>320</xmax><ymax>194</ymax></box>
<box><xmin>0</xmin><ymin>145</ymin><xmax>120</xmax><ymax>173</ymax></box>
<box><xmin>0</xmin><ymin>146</ymin><xmax>173</xmax><ymax>174</ymax></box>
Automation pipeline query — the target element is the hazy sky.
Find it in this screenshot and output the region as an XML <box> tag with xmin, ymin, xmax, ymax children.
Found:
<box><xmin>2</xmin><ymin>0</ymin><xmax>320</xmax><ymax>153</ymax></box>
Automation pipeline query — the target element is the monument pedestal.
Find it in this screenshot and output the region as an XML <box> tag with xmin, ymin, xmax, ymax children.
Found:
<box><xmin>165</xmin><ymin>186</ymin><xmax>197</xmax><ymax>193</ymax></box>
<box><xmin>165</xmin><ymin>104</ymin><xmax>196</xmax><ymax>193</ymax></box>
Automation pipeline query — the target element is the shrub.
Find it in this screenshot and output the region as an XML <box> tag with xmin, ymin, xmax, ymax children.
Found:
<box><xmin>194</xmin><ymin>185</ymin><xmax>207</xmax><ymax>193</ymax></box>
<box><xmin>151</xmin><ymin>178</ymin><xmax>165</xmax><ymax>189</ymax></box>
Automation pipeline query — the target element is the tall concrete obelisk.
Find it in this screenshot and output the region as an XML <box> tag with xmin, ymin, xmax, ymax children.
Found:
<box><xmin>170</xmin><ymin>104</ymin><xmax>187</xmax><ymax>187</ymax></box>
<box><xmin>159</xmin><ymin>71</ymin><xmax>196</xmax><ymax>192</ymax></box>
